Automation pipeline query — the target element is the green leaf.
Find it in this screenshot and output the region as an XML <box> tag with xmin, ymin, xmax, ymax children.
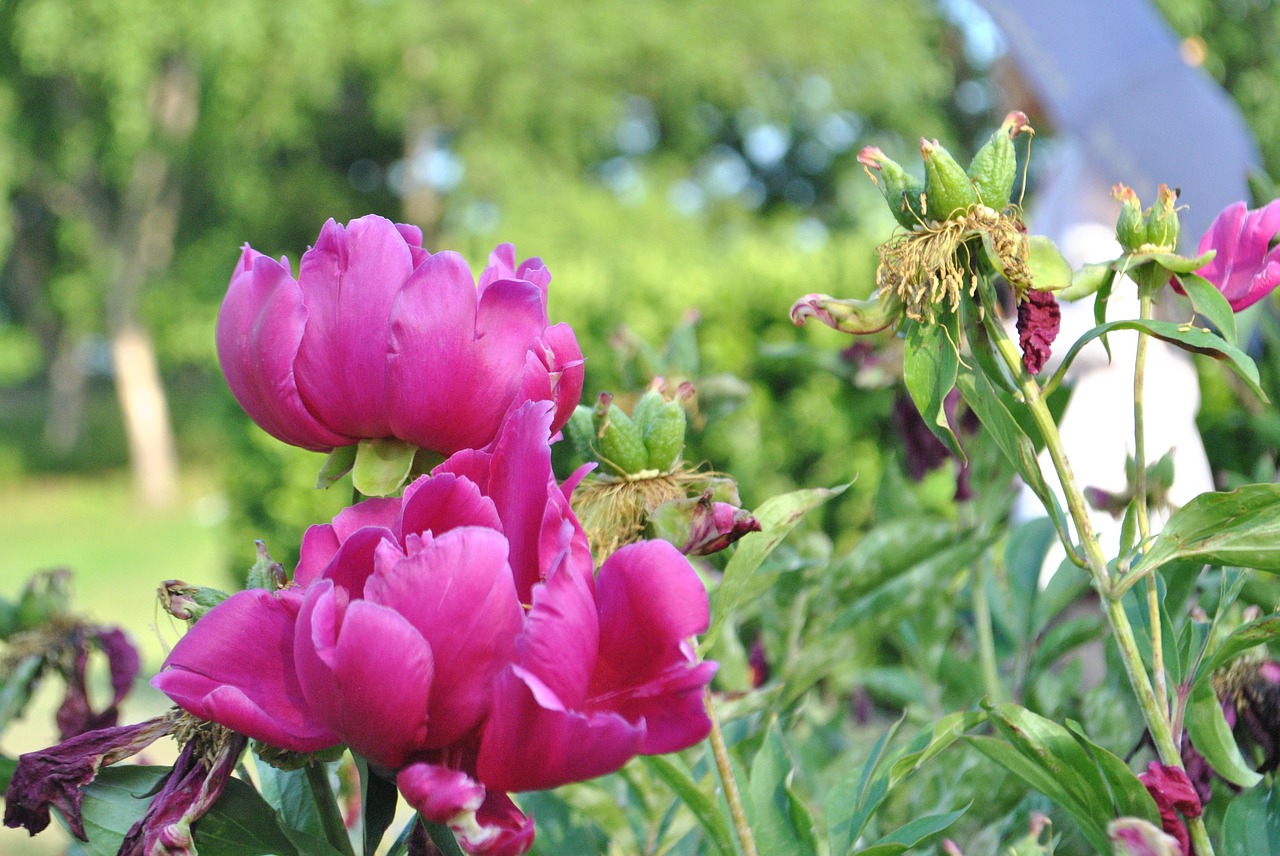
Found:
<box><xmin>315</xmin><ymin>444</ymin><xmax>357</xmax><ymax>489</ymax></box>
<box><xmin>424</xmin><ymin>821</ymin><xmax>467</xmax><ymax>856</ymax></box>
<box><xmin>1026</xmin><ymin>236</ymin><xmax>1072</xmax><ymax>291</ymax></box>
<box><xmin>640</xmin><ymin>755</ymin><xmax>735</xmax><ymax>856</ymax></box>
<box><xmin>356</xmin><ymin>755</ymin><xmax>398</xmax><ymax>856</ymax></box>
<box><xmin>970</xmin><ymin>702</ymin><xmax>1116</xmax><ymax>853</ymax></box>
<box><xmin>351</xmin><ymin>438</ymin><xmax>418</xmax><ymax>497</ymax></box>
<box><xmin>1049</xmin><ymin>318</ymin><xmax>1265</xmax><ymax>402</ymax></box>
<box><xmin>886</xmin><ymin>711</ymin><xmax>985</xmax><ymax>788</ymax></box>
<box><xmin>1184</xmin><ymin>680</ymin><xmax>1262</xmax><ymax>789</ymax></box>
<box><xmin>1115</xmin><ymin>249</ymin><xmax>1216</xmax><ymax>276</ymax></box>
<box><xmin>700</xmin><ymin>485</ymin><xmax>845</xmax><ymax>653</ymax></box>
<box><xmin>1177</xmin><ymin>272</ymin><xmax>1237</xmax><ymax>345</ymax></box>
<box><xmin>1194</xmin><ymin>613</ymin><xmax>1280</xmax><ymax>690</ymax></box>
<box><xmin>1222</xmin><ymin>776</ymin><xmax>1280</xmax><ymax>855</ymax></box>
<box><xmin>254</xmin><ymin>760</ymin><xmax>350</xmax><ymax>856</ymax></box>
<box><xmin>0</xmin><ymin>653</ymin><xmax>44</xmax><ymax>733</ymax></box>
<box><xmin>0</xmin><ymin>756</ymin><xmax>13</xmax><ymax>792</ymax></box>
<box><xmin>1027</xmin><ymin>615</ymin><xmax>1105</xmax><ymax>678</ymax></box>
<box><xmin>854</xmin><ymin>805</ymin><xmax>969</xmax><ymax>855</ymax></box>
<box><xmin>1129</xmin><ymin>484</ymin><xmax>1280</xmax><ymax>578</ymax></box>
<box><xmin>1001</xmin><ymin>517</ymin><xmax>1059</xmax><ymax>643</ymax></box>
<box><xmin>749</xmin><ymin>718</ymin><xmax>817</xmax><ymax>856</ymax></box>
<box><xmin>1063</xmin><ymin>721</ymin><xmax>1160</xmax><ymax>824</ymax></box>
<box><xmin>1060</xmin><ymin>262</ymin><xmax>1114</xmax><ymax>302</ymax></box>
<box><xmin>903</xmin><ymin>312</ymin><xmax>963</xmax><ymax>460</ymax></box>
<box><xmin>826</xmin><ymin>718</ymin><xmax>903</xmax><ymax>856</ymax></box>
<box><xmin>955</xmin><ymin>370</ymin><xmax>1073</xmax><ymax>549</ymax></box>
<box><xmin>61</xmin><ymin>766</ymin><xmax>300</xmax><ymax>856</ymax></box>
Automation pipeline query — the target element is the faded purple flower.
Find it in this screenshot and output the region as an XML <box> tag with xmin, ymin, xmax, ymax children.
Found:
<box><xmin>56</xmin><ymin>627</ymin><xmax>140</xmax><ymax>740</ymax></box>
<box><xmin>153</xmin><ymin>402</ymin><xmax>716</xmax><ymax>855</ymax></box>
<box><xmin>1138</xmin><ymin>762</ymin><xmax>1201</xmax><ymax>856</ymax></box>
<box><xmin>217</xmin><ymin>216</ymin><xmax>584</xmax><ymax>456</ymax></box>
<box><xmin>1016</xmin><ymin>289</ymin><xmax>1060</xmax><ymax>375</ymax></box>
<box><xmin>119</xmin><ymin>729</ymin><xmax>248</xmax><ymax>856</ymax></box>
<box><xmin>1178</xmin><ymin>199</ymin><xmax>1280</xmax><ymax>311</ymax></box>
<box><xmin>4</xmin><ymin>715</ymin><xmax>175</xmax><ymax>839</ymax></box>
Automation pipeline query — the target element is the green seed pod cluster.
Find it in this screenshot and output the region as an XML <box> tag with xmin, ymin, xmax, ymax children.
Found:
<box><xmin>921</xmin><ymin>138</ymin><xmax>979</xmax><ymax>220</ymax></box>
<box><xmin>968</xmin><ymin>110</ymin><xmax>1031</xmax><ymax>208</ymax></box>
<box><xmin>564</xmin><ymin>384</ymin><xmax>691</xmax><ymax>477</ymax></box>
<box><xmin>858</xmin><ymin>146</ymin><xmax>926</xmax><ymax>228</ymax></box>
<box><xmin>1112</xmin><ymin>183</ymin><xmax>1182</xmax><ymax>252</ymax></box>
<box><xmin>859</xmin><ymin>112</ymin><xmax>1033</xmax><ymax>226</ymax></box>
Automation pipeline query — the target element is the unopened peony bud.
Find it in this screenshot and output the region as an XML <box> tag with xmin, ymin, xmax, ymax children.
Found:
<box><xmin>647</xmin><ymin>492</ymin><xmax>761</xmax><ymax>556</ymax></box>
<box><xmin>1113</xmin><ymin>184</ymin><xmax>1147</xmax><ymax>252</ymax></box>
<box><xmin>921</xmin><ymin>138</ymin><xmax>979</xmax><ymax>221</ymax></box>
<box><xmin>858</xmin><ymin>146</ymin><xmax>926</xmax><ymax>227</ymax></box>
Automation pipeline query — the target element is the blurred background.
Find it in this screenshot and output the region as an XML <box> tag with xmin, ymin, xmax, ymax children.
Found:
<box><xmin>2</xmin><ymin>0</ymin><xmax>1280</xmax><ymax>851</ymax></box>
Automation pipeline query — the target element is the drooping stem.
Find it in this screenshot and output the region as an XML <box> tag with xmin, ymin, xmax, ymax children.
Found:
<box><xmin>1132</xmin><ymin>289</ymin><xmax>1169</xmax><ymax>718</ymax></box>
<box><xmin>705</xmin><ymin>688</ymin><xmax>758</xmax><ymax>856</ymax></box>
<box><xmin>975</xmin><ymin>286</ymin><xmax>1214</xmax><ymax>854</ymax></box>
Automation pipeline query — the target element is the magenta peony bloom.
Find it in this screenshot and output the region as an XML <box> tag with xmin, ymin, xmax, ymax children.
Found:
<box><xmin>152</xmin><ymin>402</ymin><xmax>715</xmax><ymax>855</ymax></box>
<box><xmin>216</xmin><ymin>216</ymin><xmax>584</xmax><ymax>455</ymax></box>
<box><xmin>1179</xmin><ymin>199</ymin><xmax>1280</xmax><ymax>312</ymax></box>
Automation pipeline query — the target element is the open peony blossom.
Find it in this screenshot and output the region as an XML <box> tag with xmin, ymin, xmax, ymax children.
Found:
<box><xmin>1178</xmin><ymin>199</ymin><xmax>1280</xmax><ymax>312</ymax></box>
<box><xmin>216</xmin><ymin>215</ymin><xmax>584</xmax><ymax>455</ymax></box>
<box><xmin>152</xmin><ymin>402</ymin><xmax>715</xmax><ymax>855</ymax></box>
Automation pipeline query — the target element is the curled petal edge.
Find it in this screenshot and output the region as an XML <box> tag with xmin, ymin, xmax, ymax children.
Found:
<box><xmin>790</xmin><ymin>292</ymin><xmax>902</xmax><ymax>334</ymax></box>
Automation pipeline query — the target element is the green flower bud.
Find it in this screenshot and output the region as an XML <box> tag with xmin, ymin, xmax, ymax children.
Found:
<box><xmin>642</xmin><ymin>396</ymin><xmax>687</xmax><ymax>473</ymax></box>
<box><xmin>564</xmin><ymin>404</ymin><xmax>596</xmax><ymax>463</ymax></box>
<box><xmin>921</xmin><ymin>138</ymin><xmax>979</xmax><ymax>221</ymax></box>
<box><xmin>1144</xmin><ymin>183</ymin><xmax>1180</xmax><ymax>249</ymax></box>
<box><xmin>858</xmin><ymin>146</ymin><xmax>926</xmax><ymax>228</ymax></box>
<box><xmin>967</xmin><ymin>110</ymin><xmax>1031</xmax><ymax>208</ymax></box>
<box><xmin>790</xmin><ymin>290</ymin><xmax>903</xmax><ymax>334</ymax></box>
<box><xmin>1112</xmin><ymin>183</ymin><xmax>1147</xmax><ymax>252</ymax></box>
<box><xmin>591</xmin><ymin>392</ymin><xmax>649</xmax><ymax>476</ymax></box>
<box><xmin>245</xmin><ymin>540</ymin><xmax>287</xmax><ymax>591</ymax></box>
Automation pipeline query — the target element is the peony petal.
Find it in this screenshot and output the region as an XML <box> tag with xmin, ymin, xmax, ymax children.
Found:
<box><xmin>399</xmin><ymin>473</ymin><xmax>503</xmax><ymax>540</ymax></box>
<box><xmin>511</xmin><ymin>553</ymin><xmax>599</xmax><ymax>709</ymax></box>
<box><xmin>387</xmin><ymin>255</ymin><xmax>550</xmax><ymax>455</ymax></box>
<box><xmin>394</xmin><ymin>222</ymin><xmax>431</xmax><ymax>269</ymax></box>
<box><xmin>295</xmin><ymin>524</ymin><xmax>341</xmax><ymax>587</ymax></box>
<box><xmin>397</xmin><ymin>763</ymin><xmax>535</xmax><ymax>856</ymax></box>
<box><xmin>315</xmin><ymin>524</ymin><xmax>397</xmax><ymax>596</ymax></box>
<box><xmin>469</xmin><ymin>790</ymin><xmax>536</xmax><ymax>856</ymax></box>
<box><xmin>365</xmin><ymin>528</ymin><xmax>522</xmax><ymax>748</ymax></box>
<box><xmin>215</xmin><ymin>249</ymin><xmax>351</xmax><ymax>451</ymax></box>
<box><xmin>588</xmin><ymin>541</ymin><xmax>716</xmax><ymax>753</ymax></box>
<box><xmin>294</xmin><ymin>583</ymin><xmax>434</xmax><ymax>769</ymax></box>
<box><xmin>477</xmin><ymin>666</ymin><xmax>643</xmax><ymax>793</ymax></box>
<box><xmin>294</xmin><ymin>216</ymin><xmax>416</xmax><ymax>438</ymax></box>
<box><xmin>397</xmin><ymin>761</ymin><xmax>484</xmax><ymax>824</ymax></box>
<box><xmin>152</xmin><ymin>590</ymin><xmax>337</xmax><ymax>752</ymax></box>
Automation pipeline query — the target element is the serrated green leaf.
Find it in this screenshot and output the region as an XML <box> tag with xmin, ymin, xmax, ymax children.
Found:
<box><xmin>854</xmin><ymin>804</ymin><xmax>969</xmax><ymax>855</ymax></box>
<box><xmin>1130</xmin><ymin>484</ymin><xmax>1280</xmax><ymax>578</ymax></box>
<box><xmin>1177</xmin><ymin>271</ymin><xmax>1237</xmax><ymax>345</ymax></box>
<box><xmin>351</xmin><ymin>438</ymin><xmax>417</xmax><ymax>497</ymax></box>
<box><xmin>1184</xmin><ymin>680</ymin><xmax>1262</xmax><ymax>789</ymax></box>
<box><xmin>904</xmin><ymin>312</ymin><xmax>963</xmax><ymax>460</ymax></box>
<box><xmin>640</xmin><ymin>755</ymin><xmax>735</xmax><ymax>856</ymax></box>
<box><xmin>700</xmin><ymin>485</ymin><xmax>845</xmax><ymax>653</ymax></box>
<box><xmin>1194</xmin><ymin>614</ymin><xmax>1280</xmax><ymax>690</ymax></box>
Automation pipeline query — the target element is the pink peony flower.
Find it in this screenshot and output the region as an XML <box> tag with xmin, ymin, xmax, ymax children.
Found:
<box><xmin>1180</xmin><ymin>199</ymin><xmax>1280</xmax><ymax>312</ymax></box>
<box><xmin>152</xmin><ymin>402</ymin><xmax>715</xmax><ymax>855</ymax></box>
<box><xmin>216</xmin><ymin>215</ymin><xmax>584</xmax><ymax>455</ymax></box>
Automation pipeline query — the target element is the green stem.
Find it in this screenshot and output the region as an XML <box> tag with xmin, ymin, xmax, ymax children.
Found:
<box><xmin>976</xmin><ymin>287</ymin><xmax>1215</xmax><ymax>855</ymax></box>
<box><xmin>305</xmin><ymin>761</ymin><xmax>356</xmax><ymax>856</ymax></box>
<box><xmin>973</xmin><ymin>556</ymin><xmax>1005</xmax><ymax>703</ymax></box>
<box><xmin>705</xmin><ymin>689</ymin><xmax>758</xmax><ymax>856</ymax></box>
<box><xmin>1132</xmin><ymin>290</ymin><xmax>1169</xmax><ymax>719</ymax></box>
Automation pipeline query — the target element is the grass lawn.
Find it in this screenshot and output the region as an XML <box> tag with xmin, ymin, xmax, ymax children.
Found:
<box><xmin>0</xmin><ymin>471</ymin><xmax>226</xmax><ymax>853</ymax></box>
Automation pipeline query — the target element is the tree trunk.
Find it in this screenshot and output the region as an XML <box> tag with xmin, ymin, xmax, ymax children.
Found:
<box><xmin>43</xmin><ymin>335</ymin><xmax>86</xmax><ymax>453</ymax></box>
<box><xmin>111</xmin><ymin>322</ymin><xmax>178</xmax><ymax>507</ymax></box>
